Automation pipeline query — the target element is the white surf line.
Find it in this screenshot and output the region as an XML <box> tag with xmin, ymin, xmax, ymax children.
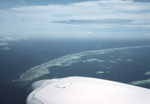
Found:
<box><xmin>15</xmin><ymin>45</ymin><xmax>150</xmax><ymax>82</ymax></box>
<box><xmin>131</xmin><ymin>78</ymin><xmax>150</xmax><ymax>85</ymax></box>
<box><xmin>145</xmin><ymin>71</ymin><xmax>150</xmax><ymax>75</ymax></box>
<box><xmin>131</xmin><ymin>65</ymin><xmax>150</xmax><ymax>86</ymax></box>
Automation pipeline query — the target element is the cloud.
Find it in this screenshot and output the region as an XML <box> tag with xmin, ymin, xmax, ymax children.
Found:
<box><xmin>87</xmin><ymin>32</ymin><xmax>93</xmax><ymax>35</ymax></box>
<box><xmin>7</xmin><ymin>0</ymin><xmax>150</xmax><ymax>26</ymax></box>
<box><xmin>0</xmin><ymin>36</ymin><xmax>28</xmax><ymax>50</ymax></box>
<box><xmin>0</xmin><ymin>0</ymin><xmax>150</xmax><ymax>38</ymax></box>
<box><xmin>51</xmin><ymin>19</ymin><xmax>133</xmax><ymax>25</ymax></box>
<box><xmin>0</xmin><ymin>42</ymin><xmax>9</xmax><ymax>46</ymax></box>
<box><xmin>0</xmin><ymin>36</ymin><xmax>28</xmax><ymax>42</ymax></box>
<box><xmin>1</xmin><ymin>47</ymin><xmax>10</xmax><ymax>50</ymax></box>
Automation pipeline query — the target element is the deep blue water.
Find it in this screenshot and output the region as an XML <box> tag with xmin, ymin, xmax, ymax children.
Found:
<box><xmin>0</xmin><ymin>38</ymin><xmax>150</xmax><ymax>104</ymax></box>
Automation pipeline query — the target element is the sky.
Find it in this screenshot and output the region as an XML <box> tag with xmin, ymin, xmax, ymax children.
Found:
<box><xmin>0</xmin><ymin>0</ymin><xmax>150</xmax><ymax>39</ymax></box>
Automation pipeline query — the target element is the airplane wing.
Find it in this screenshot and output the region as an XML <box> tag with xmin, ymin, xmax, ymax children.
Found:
<box><xmin>26</xmin><ymin>76</ymin><xmax>150</xmax><ymax>104</ymax></box>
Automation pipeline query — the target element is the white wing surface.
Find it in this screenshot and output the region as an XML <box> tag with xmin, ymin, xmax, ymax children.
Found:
<box><xmin>26</xmin><ymin>77</ymin><xmax>150</xmax><ymax>104</ymax></box>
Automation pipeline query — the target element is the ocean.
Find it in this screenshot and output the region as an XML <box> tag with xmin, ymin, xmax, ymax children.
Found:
<box><xmin>0</xmin><ymin>38</ymin><xmax>150</xmax><ymax>104</ymax></box>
